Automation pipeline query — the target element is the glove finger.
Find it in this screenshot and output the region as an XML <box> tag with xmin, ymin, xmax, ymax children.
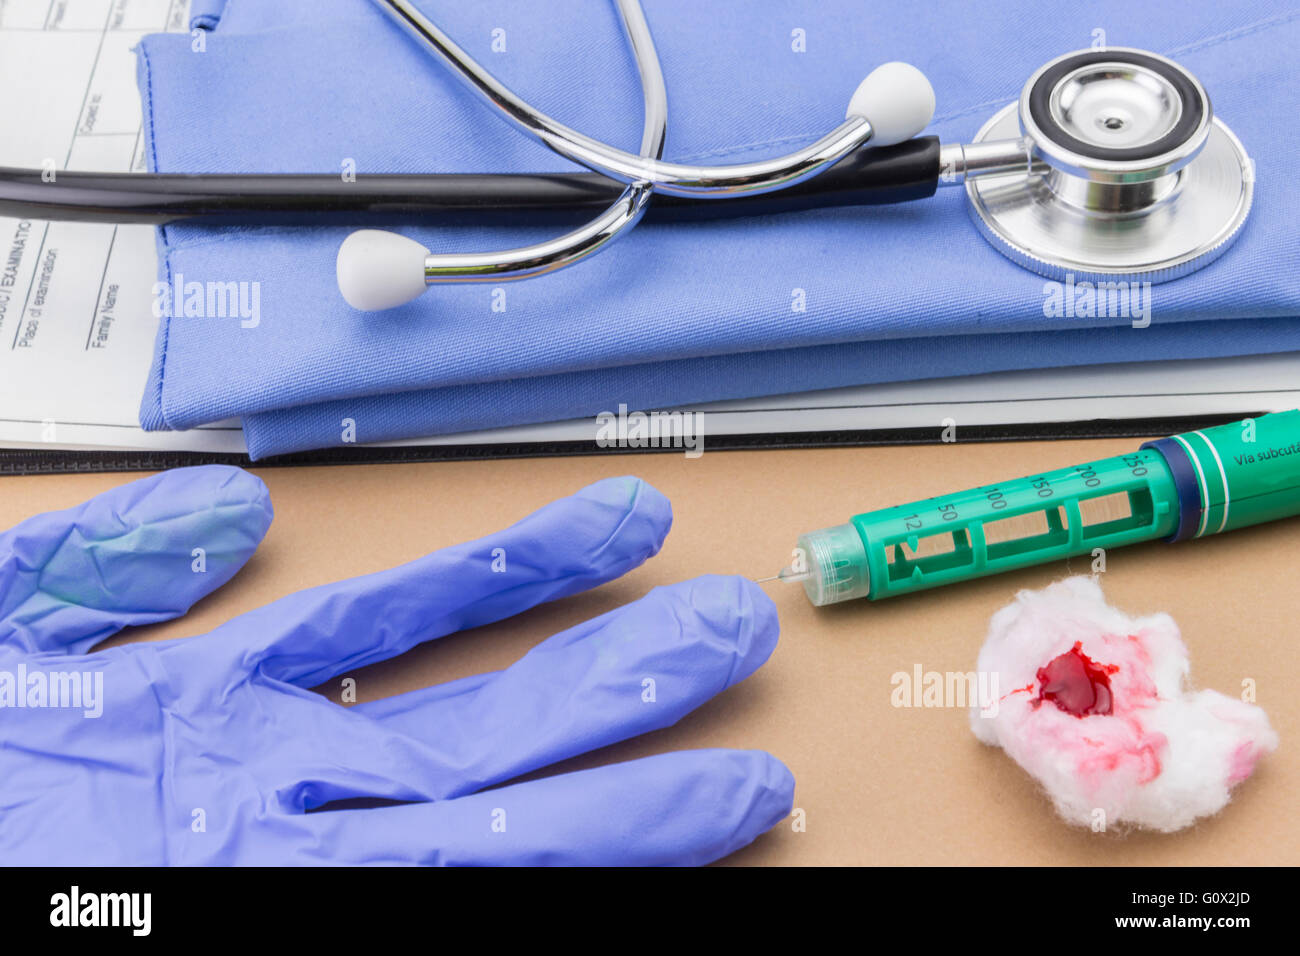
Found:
<box><xmin>196</xmin><ymin>476</ymin><xmax>670</xmax><ymax>687</ymax></box>
<box><xmin>278</xmin><ymin>749</ymin><xmax>794</xmax><ymax>866</ymax></box>
<box><xmin>343</xmin><ymin>575</ymin><xmax>777</xmax><ymax>801</ymax></box>
<box><xmin>0</xmin><ymin>466</ymin><xmax>271</xmax><ymax>655</ymax></box>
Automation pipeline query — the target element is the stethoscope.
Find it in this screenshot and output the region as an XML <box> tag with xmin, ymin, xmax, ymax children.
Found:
<box><xmin>0</xmin><ymin>0</ymin><xmax>1254</xmax><ymax>313</ymax></box>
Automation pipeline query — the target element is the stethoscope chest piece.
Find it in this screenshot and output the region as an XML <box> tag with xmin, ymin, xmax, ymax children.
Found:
<box><xmin>965</xmin><ymin>47</ymin><xmax>1253</xmax><ymax>283</ymax></box>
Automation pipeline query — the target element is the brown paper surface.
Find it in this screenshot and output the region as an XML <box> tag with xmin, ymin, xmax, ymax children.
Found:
<box><xmin>5</xmin><ymin>438</ymin><xmax>1294</xmax><ymax>864</ymax></box>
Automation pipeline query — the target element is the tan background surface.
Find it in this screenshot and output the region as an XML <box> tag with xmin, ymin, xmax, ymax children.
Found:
<box><xmin>3</xmin><ymin>437</ymin><xmax>1296</xmax><ymax>865</ymax></box>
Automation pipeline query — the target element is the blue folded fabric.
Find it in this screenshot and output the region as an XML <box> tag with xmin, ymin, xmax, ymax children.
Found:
<box><xmin>137</xmin><ymin>0</ymin><xmax>1300</xmax><ymax>458</ymax></box>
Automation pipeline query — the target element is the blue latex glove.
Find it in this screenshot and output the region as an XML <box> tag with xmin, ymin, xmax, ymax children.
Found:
<box><xmin>0</xmin><ymin>466</ymin><xmax>791</xmax><ymax>865</ymax></box>
<box><xmin>135</xmin><ymin>0</ymin><xmax>1300</xmax><ymax>458</ymax></box>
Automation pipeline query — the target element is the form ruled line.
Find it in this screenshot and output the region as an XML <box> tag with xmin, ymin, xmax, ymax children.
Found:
<box><xmin>87</xmin><ymin>224</ymin><xmax>118</xmax><ymax>350</ymax></box>
<box><xmin>12</xmin><ymin>222</ymin><xmax>50</xmax><ymax>350</ymax></box>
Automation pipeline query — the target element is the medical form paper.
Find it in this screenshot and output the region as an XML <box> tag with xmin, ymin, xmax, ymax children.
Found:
<box><xmin>0</xmin><ymin>0</ymin><xmax>242</xmax><ymax>452</ymax></box>
<box><xmin>0</xmin><ymin>0</ymin><xmax>1295</xmax><ymax>460</ymax></box>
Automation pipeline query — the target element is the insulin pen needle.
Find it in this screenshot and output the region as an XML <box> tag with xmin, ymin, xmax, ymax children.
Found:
<box><xmin>756</xmin><ymin>566</ymin><xmax>809</xmax><ymax>584</ymax></box>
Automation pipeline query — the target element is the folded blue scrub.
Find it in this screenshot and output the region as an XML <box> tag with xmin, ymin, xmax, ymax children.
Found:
<box><xmin>137</xmin><ymin>0</ymin><xmax>1300</xmax><ymax>458</ymax></box>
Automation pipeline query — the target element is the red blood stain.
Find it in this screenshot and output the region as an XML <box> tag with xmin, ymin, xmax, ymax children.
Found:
<box><xmin>1001</xmin><ymin>682</ymin><xmax>1035</xmax><ymax>702</ymax></box>
<box><xmin>1033</xmin><ymin>641</ymin><xmax>1119</xmax><ymax>717</ymax></box>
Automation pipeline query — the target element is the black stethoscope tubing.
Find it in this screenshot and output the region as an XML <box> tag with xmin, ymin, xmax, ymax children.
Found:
<box><xmin>0</xmin><ymin>138</ymin><xmax>940</xmax><ymax>228</ymax></box>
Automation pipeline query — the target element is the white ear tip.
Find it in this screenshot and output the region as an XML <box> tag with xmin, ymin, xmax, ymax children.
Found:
<box><xmin>846</xmin><ymin>61</ymin><xmax>936</xmax><ymax>147</ymax></box>
<box><xmin>336</xmin><ymin>230</ymin><xmax>431</xmax><ymax>312</ymax></box>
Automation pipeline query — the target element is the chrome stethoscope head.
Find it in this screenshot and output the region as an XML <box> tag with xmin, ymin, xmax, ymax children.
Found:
<box><xmin>953</xmin><ymin>47</ymin><xmax>1253</xmax><ymax>284</ymax></box>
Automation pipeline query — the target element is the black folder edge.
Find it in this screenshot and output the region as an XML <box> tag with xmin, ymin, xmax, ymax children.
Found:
<box><xmin>0</xmin><ymin>413</ymin><xmax>1258</xmax><ymax>475</ymax></box>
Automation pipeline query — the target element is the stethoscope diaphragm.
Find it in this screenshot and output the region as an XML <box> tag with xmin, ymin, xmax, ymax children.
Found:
<box><xmin>965</xmin><ymin>47</ymin><xmax>1253</xmax><ymax>284</ymax></box>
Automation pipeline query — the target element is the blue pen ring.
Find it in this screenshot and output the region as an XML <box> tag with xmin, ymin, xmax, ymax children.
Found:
<box><xmin>1141</xmin><ymin>437</ymin><xmax>1203</xmax><ymax>542</ymax></box>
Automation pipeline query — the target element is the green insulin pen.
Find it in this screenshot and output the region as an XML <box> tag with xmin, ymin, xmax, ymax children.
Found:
<box><xmin>773</xmin><ymin>410</ymin><xmax>1300</xmax><ymax>607</ymax></box>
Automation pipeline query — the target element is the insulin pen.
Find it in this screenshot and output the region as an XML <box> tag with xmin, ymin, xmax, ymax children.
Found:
<box><xmin>767</xmin><ymin>410</ymin><xmax>1300</xmax><ymax>607</ymax></box>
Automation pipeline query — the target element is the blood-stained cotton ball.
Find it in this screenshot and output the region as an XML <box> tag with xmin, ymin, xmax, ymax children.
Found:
<box><xmin>971</xmin><ymin>576</ymin><xmax>1277</xmax><ymax>832</ymax></box>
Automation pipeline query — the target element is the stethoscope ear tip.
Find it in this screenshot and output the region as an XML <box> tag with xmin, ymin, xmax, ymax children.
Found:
<box><xmin>846</xmin><ymin>62</ymin><xmax>936</xmax><ymax>146</ymax></box>
<box><xmin>337</xmin><ymin>230</ymin><xmax>431</xmax><ymax>312</ymax></box>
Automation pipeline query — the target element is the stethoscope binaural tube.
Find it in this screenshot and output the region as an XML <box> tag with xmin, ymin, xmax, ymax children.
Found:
<box><xmin>341</xmin><ymin>0</ymin><xmax>935</xmax><ymax>310</ymax></box>
<box><xmin>373</xmin><ymin>0</ymin><xmax>935</xmax><ymax>198</ymax></box>
<box><xmin>337</xmin><ymin>0</ymin><xmax>937</xmax><ymax>309</ymax></box>
<box><xmin>338</xmin><ymin>0</ymin><xmax>669</xmax><ymax>311</ymax></box>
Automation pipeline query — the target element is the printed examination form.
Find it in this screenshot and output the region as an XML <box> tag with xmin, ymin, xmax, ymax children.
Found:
<box><xmin>0</xmin><ymin>0</ymin><xmax>243</xmax><ymax>452</ymax></box>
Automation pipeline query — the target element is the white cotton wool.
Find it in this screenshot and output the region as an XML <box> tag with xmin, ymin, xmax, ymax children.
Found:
<box><xmin>971</xmin><ymin>576</ymin><xmax>1277</xmax><ymax>833</ymax></box>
